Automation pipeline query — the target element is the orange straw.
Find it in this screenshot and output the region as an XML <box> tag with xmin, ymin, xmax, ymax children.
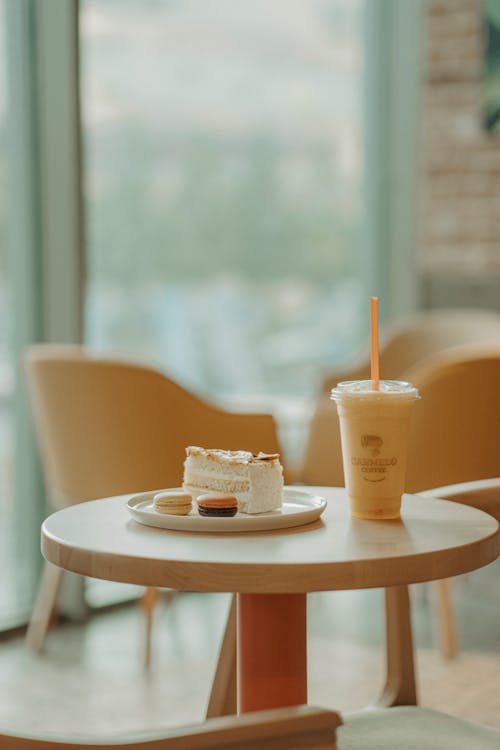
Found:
<box><xmin>370</xmin><ymin>296</ymin><xmax>380</xmax><ymax>390</ymax></box>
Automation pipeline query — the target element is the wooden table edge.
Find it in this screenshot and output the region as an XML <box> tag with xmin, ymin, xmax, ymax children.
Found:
<box><xmin>41</xmin><ymin>522</ymin><xmax>500</xmax><ymax>593</ymax></box>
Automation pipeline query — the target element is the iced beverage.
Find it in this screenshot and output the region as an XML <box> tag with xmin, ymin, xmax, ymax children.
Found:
<box><xmin>331</xmin><ymin>380</ymin><xmax>419</xmax><ymax>520</ymax></box>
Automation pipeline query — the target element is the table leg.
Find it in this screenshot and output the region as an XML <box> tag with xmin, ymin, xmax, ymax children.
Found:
<box><xmin>206</xmin><ymin>595</ymin><xmax>237</xmax><ymax>718</ymax></box>
<box><xmin>377</xmin><ymin>585</ymin><xmax>418</xmax><ymax>707</ymax></box>
<box><xmin>237</xmin><ymin>592</ymin><xmax>307</xmax><ymax>713</ymax></box>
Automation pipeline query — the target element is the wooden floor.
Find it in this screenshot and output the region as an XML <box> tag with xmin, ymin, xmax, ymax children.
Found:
<box><xmin>0</xmin><ymin>560</ymin><xmax>499</xmax><ymax>738</ymax></box>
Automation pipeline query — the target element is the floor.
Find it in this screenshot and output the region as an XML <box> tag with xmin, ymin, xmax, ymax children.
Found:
<box><xmin>1</xmin><ymin>559</ymin><xmax>500</xmax><ymax>740</ymax></box>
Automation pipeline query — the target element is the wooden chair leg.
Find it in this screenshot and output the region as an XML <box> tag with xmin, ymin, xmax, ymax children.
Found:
<box><xmin>25</xmin><ymin>562</ymin><xmax>64</xmax><ymax>651</ymax></box>
<box><xmin>436</xmin><ymin>578</ymin><xmax>458</xmax><ymax>659</ymax></box>
<box><xmin>140</xmin><ymin>587</ymin><xmax>160</xmax><ymax>669</ymax></box>
<box><xmin>376</xmin><ymin>584</ymin><xmax>418</xmax><ymax>708</ymax></box>
<box><xmin>206</xmin><ymin>594</ymin><xmax>237</xmax><ymax>718</ymax></box>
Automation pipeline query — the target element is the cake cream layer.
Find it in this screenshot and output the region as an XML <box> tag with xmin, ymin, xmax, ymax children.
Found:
<box><xmin>184</xmin><ymin>475</ymin><xmax>249</xmax><ymax>493</ymax></box>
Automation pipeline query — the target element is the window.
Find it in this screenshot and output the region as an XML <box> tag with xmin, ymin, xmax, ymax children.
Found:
<box><xmin>80</xmin><ymin>0</ymin><xmax>365</xmax><ymax>407</ymax></box>
<box><xmin>0</xmin><ymin>0</ymin><xmax>421</xmax><ymax>625</ymax></box>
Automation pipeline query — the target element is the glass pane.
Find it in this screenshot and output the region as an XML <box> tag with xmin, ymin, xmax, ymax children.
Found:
<box><xmin>0</xmin><ymin>0</ymin><xmax>24</xmax><ymax>627</ymax></box>
<box><xmin>81</xmin><ymin>0</ymin><xmax>364</xmax><ymax>408</ymax></box>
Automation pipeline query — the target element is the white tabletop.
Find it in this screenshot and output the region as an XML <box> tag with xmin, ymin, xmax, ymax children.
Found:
<box><xmin>41</xmin><ymin>487</ymin><xmax>500</xmax><ymax>594</ymax></box>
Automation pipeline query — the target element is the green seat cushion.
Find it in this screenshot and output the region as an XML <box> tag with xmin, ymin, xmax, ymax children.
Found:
<box><xmin>338</xmin><ymin>707</ymin><xmax>500</xmax><ymax>750</ymax></box>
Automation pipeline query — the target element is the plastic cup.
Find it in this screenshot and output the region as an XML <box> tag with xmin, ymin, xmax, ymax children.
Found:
<box><xmin>331</xmin><ymin>380</ymin><xmax>419</xmax><ymax>520</ymax></box>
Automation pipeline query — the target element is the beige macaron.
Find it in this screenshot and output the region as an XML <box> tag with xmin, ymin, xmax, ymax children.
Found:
<box><xmin>153</xmin><ymin>491</ymin><xmax>192</xmax><ymax>516</ymax></box>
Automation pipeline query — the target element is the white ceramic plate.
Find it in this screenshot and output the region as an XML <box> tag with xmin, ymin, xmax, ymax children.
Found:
<box><xmin>127</xmin><ymin>487</ymin><xmax>327</xmax><ymax>533</ymax></box>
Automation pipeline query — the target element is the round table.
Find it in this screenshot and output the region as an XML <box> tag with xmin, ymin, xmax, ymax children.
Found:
<box><xmin>42</xmin><ymin>487</ymin><xmax>500</xmax><ymax>713</ymax></box>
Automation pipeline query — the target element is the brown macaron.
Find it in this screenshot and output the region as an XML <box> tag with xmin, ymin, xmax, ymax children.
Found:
<box><xmin>197</xmin><ymin>493</ymin><xmax>238</xmax><ymax>518</ymax></box>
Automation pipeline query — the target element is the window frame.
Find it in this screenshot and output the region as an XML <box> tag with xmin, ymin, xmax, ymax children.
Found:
<box><xmin>4</xmin><ymin>0</ymin><xmax>84</xmax><ymax>627</ymax></box>
<box><xmin>389</xmin><ymin>0</ymin><xmax>424</xmax><ymax>317</ymax></box>
<box><xmin>362</xmin><ymin>0</ymin><xmax>423</xmax><ymax>323</ymax></box>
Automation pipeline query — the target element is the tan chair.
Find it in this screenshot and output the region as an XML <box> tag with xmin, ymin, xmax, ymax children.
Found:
<box><xmin>418</xmin><ymin>478</ymin><xmax>500</xmax><ymax>660</ymax></box>
<box><xmin>0</xmin><ymin>706</ymin><xmax>341</xmax><ymax>749</ymax></box>
<box><xmin>320</xmin><ymin>307</ymin><xmax>500</xmax><ymax>395</ymax></box>
<box><xmin>402</xmin><ymin>343</ymin><xmax>500</xmax><ymax>659</ymax></box>
<box><xmin>3</xmin><ymin>705</ymin><xmax>500</xmax><ymax>750</ymax></box>
<box><xmin>24</xmin><ymin>345</ymin><xmax>283</xmax><ymax>672</ymax></box>
<box><xmin>299</xmin><ymin>346</ymin><xmax>500</xmax><ymax>669</ymax></box>
<box><xmin>403</xmin><ymin>346</ymin><xmax>500</xmax><ymax>494</ymax></box>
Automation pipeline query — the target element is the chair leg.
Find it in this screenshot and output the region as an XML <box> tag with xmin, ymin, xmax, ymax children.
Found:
<box><xmin>206</xmin><ymin>594</ymin><xmax>237</xmax><ymax>718</ymax></box>
<box><xmin>436</xmin><ymin>578</ymin><xmax>458</xmax><ymax>659</ymax></box>
<box><xmin>140</xmin><ymin>587</ymin><xmax>160</xmax><ymax>669</ymax></box>
<box><xmin>25</xmin><ymin>562</ymin><xmax>64</xmax><ymax>651</ymax></box>
<box><xmin>376</xmin><ymin>585</ymin><xmax>418</xmax><ymax>708</ymax></box>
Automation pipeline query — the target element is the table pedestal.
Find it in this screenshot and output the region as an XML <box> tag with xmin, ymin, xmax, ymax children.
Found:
<box><xmin>237</xmin><ymin>592</ymin><xmax>307</xmax><ymax>713</ymax></box>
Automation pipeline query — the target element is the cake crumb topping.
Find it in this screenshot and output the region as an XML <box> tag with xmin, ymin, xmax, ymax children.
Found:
<box><xmin>186</xmin><ymin>446</ymin><xmax>281</xmax><ymax>465</ymax></box>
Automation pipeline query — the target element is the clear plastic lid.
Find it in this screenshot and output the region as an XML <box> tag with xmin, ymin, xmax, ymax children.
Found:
<box><xmin>330</xmin><ymin>379</ymin><xmax>419</xmax><ymax>401</ymax></box>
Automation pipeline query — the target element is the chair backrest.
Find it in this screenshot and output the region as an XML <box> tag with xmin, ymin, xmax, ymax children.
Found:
<box><xmin>403</xmin><ymin>345</ymin><xmax>500</xmax><ymax>493</ymax></box>
<box><xmin>0</xmin><ymin>706</ymin><xmax>341</xmax><ymax>749</ymax></box>
<box><xmin>321</xmin><ymin>308</ymin><xmax>500</xmax><ymax>394</ymax></box>
<box><xmin>300</xmin><ymin>344</ymin><xmax>500</xmax><ymax>492</ymax></box>
<box><xmin>25</xmin><ymin>345</ymin><xmax>283</xmax><ymax>507</ymax></box>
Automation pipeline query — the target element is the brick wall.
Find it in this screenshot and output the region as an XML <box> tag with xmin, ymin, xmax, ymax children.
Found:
<box><xmin>420</xmin><ymin>0</ymin><xmax>500</xmax><ymax>309</ymax></box>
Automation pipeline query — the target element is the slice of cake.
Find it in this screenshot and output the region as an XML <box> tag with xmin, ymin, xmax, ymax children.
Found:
<box><xmin>183</xmin><ymin>446</ymin><xmax>283</xmax><ymax>515</ymax></box>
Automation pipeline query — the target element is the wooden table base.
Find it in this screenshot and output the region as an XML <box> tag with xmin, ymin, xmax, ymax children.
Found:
<box><xmin>237</xmin><ymin>593</ymin><xmax>307</xmax><ymax>713</ymax></box>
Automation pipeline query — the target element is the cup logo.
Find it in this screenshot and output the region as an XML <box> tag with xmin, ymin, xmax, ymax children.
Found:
<box><xmin>361</xmin><ymin>434</ymin><xmax>383</xmax><ymax>457</ymax></box>
<box><xmin>351</xmin><ymin>434</ymin><xmax>397</xmax><ymax>482</ymax></box>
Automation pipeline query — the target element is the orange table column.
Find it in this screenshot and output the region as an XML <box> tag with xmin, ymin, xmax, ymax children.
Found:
<box><xmin>237</xmin><ymin>592</ymin><xmax>307</xmax><ymax>713</ymax></box>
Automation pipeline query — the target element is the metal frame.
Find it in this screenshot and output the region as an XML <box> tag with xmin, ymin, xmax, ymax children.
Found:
<box><xmin>362</xmin><ymin>0</ymin><xmax>423</xmax><ymax>323</ymax></box>
<box><xmin>5</xmin><ymin>0</ymin><xmax>83</xmax><ymax>626</ymax></box>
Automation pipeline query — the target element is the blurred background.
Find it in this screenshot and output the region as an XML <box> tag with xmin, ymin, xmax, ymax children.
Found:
<box><xmin>0</xmin><ymin>0</ymin><xmax>499</xmax><ymax>631</ymax></box>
